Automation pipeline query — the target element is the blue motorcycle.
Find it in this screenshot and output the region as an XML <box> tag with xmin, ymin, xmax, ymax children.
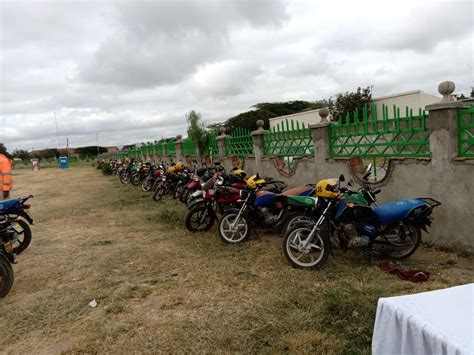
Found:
<box><xmin>283</xmin><ymin>166</ymin><xmax>441</xmax><ymax>269</ymax></box>
<box><xmin>0</xmin><ymin>195</ymin><xmax>34</xmax><ymax>255</ymax></box>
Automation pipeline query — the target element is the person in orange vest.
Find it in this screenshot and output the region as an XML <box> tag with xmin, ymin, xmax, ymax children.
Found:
<box><xmin>0</xmin><ymin>152</ymin><xmax>13</xmax><ymax>199</ymax></box>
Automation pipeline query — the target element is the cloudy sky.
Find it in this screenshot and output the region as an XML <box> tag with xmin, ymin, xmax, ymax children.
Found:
<box><xmin>0</xmin><ymin>0</ymin><xmax>472</xmax><ymax>151</ymax></box>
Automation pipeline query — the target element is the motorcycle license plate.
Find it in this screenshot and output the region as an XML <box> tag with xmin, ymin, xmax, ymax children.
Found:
<box><xmin>11</xmin><ymin>222</ymin><xmax>24</xmax><ymax>234</ymax></box>
<box><xmin>24</xmin><ymin>210</ymin><xmax>33</xmax><ymax>220</ymax></box>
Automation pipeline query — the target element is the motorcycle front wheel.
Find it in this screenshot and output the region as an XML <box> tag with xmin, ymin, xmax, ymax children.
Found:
<box><xmin>153</xmin><ymin>187</ymin><xmax>165</xmax><ymax>201</ymax></box>
<box><xmin>283</xmin><ymin>224</ymin><xmax>329</xmax><ymax>269</ymax></box>
<box><xmin>120</xmin><ymin>174</ymin><xmax>130</xmax><ymax>184</ymax></box>
<box><xmin>185</xmin><ymin>206</ymin><xmax>216</xmax><ymax>232</ymax></box>
<box><xmin>218</xmin><ymin>213</ymin><xmax>251</xmax><ymax>243</ymax></box>
<box><xmin>141</xmin><ymin>177</ymin><xmax>153</xmax><ymax>192</ymax></box>
<box><xmin>0</xmin><ymin>256</ymin><xmax>14</xmax><ymax>298</ymax></box>
<box><xmin>379</xmin><ymin>223</ymin><xmax>421</xmax><ymax>260</ymax></box>
<box><xmin>131</xmin><ymin>174</ymin><xmax>141</xmax><ymax>186</ymax></box>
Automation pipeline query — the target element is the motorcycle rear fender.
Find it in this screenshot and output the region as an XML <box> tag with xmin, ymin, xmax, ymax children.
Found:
<box><xmin>17</xmin><ymin>211</ymin><xmax>34</xmax><ymax>225</ymax></box>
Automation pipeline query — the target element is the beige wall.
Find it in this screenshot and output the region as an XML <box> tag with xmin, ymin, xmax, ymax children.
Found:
<box><xmin>372</xmin><ymin>90</ymin><xmax>440</xmax><ymax>118</ymax></box>
<box><xmin>269</xmin><ymin>90</ymin><xmax>441</xmax><ymax>129</ymax></box>
<box><xmin>269</xmin><ymin>109</ymin><xmax>323</xmax><ymax>131</ymax></box>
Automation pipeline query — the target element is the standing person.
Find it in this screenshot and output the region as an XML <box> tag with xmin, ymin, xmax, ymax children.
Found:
<box><xmin>0</xmin><ymin>152</ymin><xmax>12</xmax><ymax>199</ymax></box>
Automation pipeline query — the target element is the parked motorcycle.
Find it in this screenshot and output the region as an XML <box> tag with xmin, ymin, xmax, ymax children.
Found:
<box><xmin>217</xmin><ymin>176</ymin><xmax>316</xmax><ymax>243</ymax></box>
<box><xmin>282</xmin><ymin>165</ymin><xmax>441</xmax><ymax>269</ymax></box>
<box><xmin>0</xmin><ymin>217</ymin><xmax>18</xmax><ymax>298</ymax></box>
<box><xmin>0</xmin><ymin>195</ymin><xmax>34</xmax><ymax>254</ymax></box>
<box><xmin>185</xmin><ymin>173</ymin><xmax>246</xmax><ymax>232</ymax></box>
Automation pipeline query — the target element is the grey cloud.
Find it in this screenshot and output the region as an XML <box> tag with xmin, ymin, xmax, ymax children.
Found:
<box><xmin>77</xmin><ymin>0</ymin><xmax>288</xmax><ymax>88</ymax></box>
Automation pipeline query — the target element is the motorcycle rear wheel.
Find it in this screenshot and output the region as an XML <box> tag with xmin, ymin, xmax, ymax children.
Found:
<box><xmin>0</xmin><ymin>256</ymin><xmax>14</xmax><ymax>298</ymax></box>
<box><xmin>380</xmin><ymin>223</ymin><xmax>421</xmax><ymax>260</ymax></box>
<box><xmin>283</xmin><ymin>224</ymin><xmax>329</xmax><ymax>269</ymax></box>
<box><xmin>218</xmin><ymin>213</ymin><xmax>251</xmax><ymax>243</ymax></box>
<box><xmin>12</xmin><ymin>219</ymin><xmax>32</xmax><ymax>255</ymax></box>
<box><xmin>185</xmin><ymin>206</ymin><xmax>215</xmax><ymax>232</ymax></box>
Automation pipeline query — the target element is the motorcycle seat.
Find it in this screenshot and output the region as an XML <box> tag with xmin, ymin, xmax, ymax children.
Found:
<box><xmin>372</xmin><ymin>199</ymin><xmax>425</xmax><ymax>225</ymax></box>
<box><xmin>0</xmin><ymin>198</ymin><xmax>19</xmax><ymax>212</ymax></box>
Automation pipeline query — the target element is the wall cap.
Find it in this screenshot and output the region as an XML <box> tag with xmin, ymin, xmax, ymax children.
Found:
<box><xmin>426</xmin><ymin>101</ymin><xmax>471</xmax><ymax>111</ymax></box>
<box><xmin>309</xmin><ymin>122</ymin><xmax>331</xmax><ymax>129</ymax></box>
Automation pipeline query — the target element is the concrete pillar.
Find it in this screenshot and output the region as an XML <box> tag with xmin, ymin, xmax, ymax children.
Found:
<box><xmin>175</xmin><ymin>135</ymin><xmax>183</xmax><ymax>162</ymax></box>
<box><xmin>216</xmin><ymin>127</ymin><xmax>227</xmax><ymax>159</ymax></box>
<box><xmin>426</xmin><ymin>81</ymin><xmax>471</xmax><ymax>166</ymax></box>
<box><xmin>251</xmin><ymin>119</ymin><xmax>266</xmax><ymax>175</ymax></box>
<box><xmin>309</xmin><ymin>107</ymin><xmax>331</xmax><ymax>162</ymax></box>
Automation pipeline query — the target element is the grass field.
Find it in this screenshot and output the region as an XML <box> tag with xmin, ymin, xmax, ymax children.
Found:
<box><xmin>1</xmin><ymin>166</ymin><xmax>472</xmax><ymax>354</ymax></box>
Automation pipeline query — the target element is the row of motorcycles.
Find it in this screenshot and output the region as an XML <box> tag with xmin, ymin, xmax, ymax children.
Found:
<box><xmin>102</xmin><ymin>158</ymin><xmax>441</xmax><ymax>270</ymax></box>
<box><xmin>0</xmin><ymin>195</ymin><xmax>34</xmax><ymax>298</ymax></box>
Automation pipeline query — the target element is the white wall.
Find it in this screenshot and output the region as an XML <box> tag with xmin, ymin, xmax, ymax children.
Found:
<box><xmin>372</xmin><ymin>90</ymin><xmax>440</xmax><ymax>118</ymax></box>
<box><xmin>269</xmin><ymin>109</ymin><xmax>323</xmax><ymax>131</ymax></box>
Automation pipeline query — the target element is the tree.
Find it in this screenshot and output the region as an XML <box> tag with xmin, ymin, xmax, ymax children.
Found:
<box><xmin>12</xmin><ymin>149</ymin><xmax>30</xmax><ymax>161</ymax></box>
<box><xmin>74</xmin><ymin>146</ymin><xmax>107</xmax><ymax>157</ymax></box>
<box><xmin>330</xmin><ymin>86</ymin><xmax>372</xmax><ymax>122</ymax></box>
<box><xmin>186</xmin><ymin>110</ymin><xmax>207</xmax><ymax>152</ymax></box>
<box><xmin>0</xmin><ymin>143</ymin><xmax>7</xmax><ymax>156</ymax></box>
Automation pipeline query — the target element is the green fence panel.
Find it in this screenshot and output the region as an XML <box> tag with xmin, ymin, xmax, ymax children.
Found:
<box><xmin>329</xmin><ymin>104</ymin><xmax>430</xmax><ymax>159</ymax></box>
<box><xmin>182</xmin><ymin>138</ymin><xmax>197</xmax><ymax>156</ymax></box>
<box><xmin>264</xmin><ymin>119</ymin><xmax>314</xmax><ymax>158</ymax></box>
<box><xmin>458</xmin><ymin>106</ymin><xmax>474</xmax><ymax>157</ymax></box>
<box><xmin>155</xmin><ymin>141</ymin><xmax>164</xmax><ymax>156</ymax></box>
<box><xmin>203</xmin><ymin>132</ymin><xmax>219</xmax><ymax>157</ymax></box>
<box><xmin>167</xmin><ymin>139</ymin><xmax>176</xmax><ymax>155</ymax></box>
<box><xmin>225</xmin><ymin>127</ymin><xmax>253</xmax><ymax>156</ymax></box>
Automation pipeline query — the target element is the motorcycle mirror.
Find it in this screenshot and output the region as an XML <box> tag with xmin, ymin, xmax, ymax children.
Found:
<box><xmin>348</xmin><ymin>179</ymin><xmax>354</xmax><ymax>187</ymax></box>
<box><xmin>339</xmin><ymin>174</ymin><xmax>345</xmax><ymax>182</ymax></box>
<box><xmin>366</xmin><ymin>163</ymin><xmax>373</xmax><ymax>173</ymax></box>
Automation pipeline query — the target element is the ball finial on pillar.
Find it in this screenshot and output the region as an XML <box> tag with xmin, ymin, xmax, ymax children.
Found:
<box><xmin>319</xmin><ymin>107</ymin><xmax>330</xmax><ymax>122</ymax></box>
<box><xmin>256</xmin><ymin>120</ymin><xmax>264</xmax><ymax>130</ymax></box>
<box><xmin>438</xmin><ymin>81</ymin><xmax>455</xmax><ymax>102</ymax></box>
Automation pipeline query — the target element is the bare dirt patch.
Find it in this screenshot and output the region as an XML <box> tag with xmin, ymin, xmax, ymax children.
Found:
<box><xmin>1</xmin><ymin>166</ymin><xmax>472</xmax><ymax>354</ymax></box>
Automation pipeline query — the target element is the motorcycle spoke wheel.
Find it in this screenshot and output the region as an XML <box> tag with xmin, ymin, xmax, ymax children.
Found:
<box><xmin>283</xmin><ymin>226</ymin><xmax>328</xmax><ymax>269</ymax></box>
<box><xmin>382</xmin><ymin>223</ymin><xmax>421</xmax><ymax>260</ymax></box>
<box><xmin>186</xmin><ymin>208</ymin><xmax>215</xmax><ymax>232</ymax></box>
<box><xmin>219</xmin><ymin>214</ymin><xmax>250</xmax><ymax>243</ymax></box>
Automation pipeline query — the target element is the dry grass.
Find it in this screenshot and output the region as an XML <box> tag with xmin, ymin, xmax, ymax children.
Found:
<box><xmin>1</xmin><ymin>166</ymin><xmax>472</xmax><ymax>354</ymax></box>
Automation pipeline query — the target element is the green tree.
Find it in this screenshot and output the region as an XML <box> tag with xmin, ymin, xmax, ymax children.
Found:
<box><xmin>12</xmin><ymin>149</ymin><xmax>30</xmax><ymax>160</ymax></box>
<box><xmin>186</xmin><ymin>110</ymin><xmax>207</xmax><ymax>152</ymax></box>
<box><xmin>330</xmin><ymin>86</ymin><xmax>372</xmax><ymax>122</ymax></box>
<box><xmin>0</xmin><ymin>143</ymin><xmax>7</xmax><ymax>155</ymax></box>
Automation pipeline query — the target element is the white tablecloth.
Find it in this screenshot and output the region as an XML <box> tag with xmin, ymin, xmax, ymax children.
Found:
<box><xmin>372</xmin><ymin>283</ymin><xmax>473</xmax><ymax>355</ymax></box>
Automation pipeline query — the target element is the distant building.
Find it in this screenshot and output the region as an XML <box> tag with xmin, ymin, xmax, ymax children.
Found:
<box><xmin>106</xmin><ymin>146</ymin><xmax>119</xmax><ymax>153</ymax></box>
<box><xmin>269</xmin><ymin>90</ymin><xmax>441</xmax><ymax>130</ymax></box>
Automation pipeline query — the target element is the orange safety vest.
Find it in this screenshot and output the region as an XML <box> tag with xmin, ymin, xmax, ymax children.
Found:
<box><xmin>0</xmin><ymin>154</ymin><xmax>12</xmax><ymax>192</ymax></box>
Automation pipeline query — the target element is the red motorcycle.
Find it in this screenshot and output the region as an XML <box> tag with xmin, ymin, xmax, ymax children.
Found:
<box><xmin>185</xmin><ymin>174</ymin><xmax>246</xmax><ymax>232</ymax></box>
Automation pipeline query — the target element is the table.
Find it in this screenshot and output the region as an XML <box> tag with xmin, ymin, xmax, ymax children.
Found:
<box><xmin>372</xmin><ymin>283</ymin><xmax>473</xmax><ymax>355</ymax></box>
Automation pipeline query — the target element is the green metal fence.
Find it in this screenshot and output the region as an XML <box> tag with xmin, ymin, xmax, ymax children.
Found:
<box><xmin>166</xmin><ymin>139</ymin><xmax>176</xmax><ymax>155</ymax></box>
<box><xmin>203</xmin><ymin>132</ymin><xmax>219</xmax><ymax>157</ymax></box>
<box><xmin>458</xmin><ymin>106</ymin><xmax>474</xmax><ymax>158</ymax></box>
<box><xmin>225</xmin><ymin>127</ymin><xmax>253</xmax><ymax>156</ymax></box>
<box><xmin>263</xmin><ymin>119</ymin><xmax>314</xmax><ymax>169</ymax></box>
<box><xmin>330</xmin><ymin>104</ymin><xmax>430</xmax><ymax>157</ymax></box>
<box><xmin>155</xmin><ymin>141</ymin><xmax>164</xmax><ymax>156</ymax></box>
<box><xmin>182</xmin><ymin>137</ymin><xmax>197</xmax><ymax>156</ymax></box>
